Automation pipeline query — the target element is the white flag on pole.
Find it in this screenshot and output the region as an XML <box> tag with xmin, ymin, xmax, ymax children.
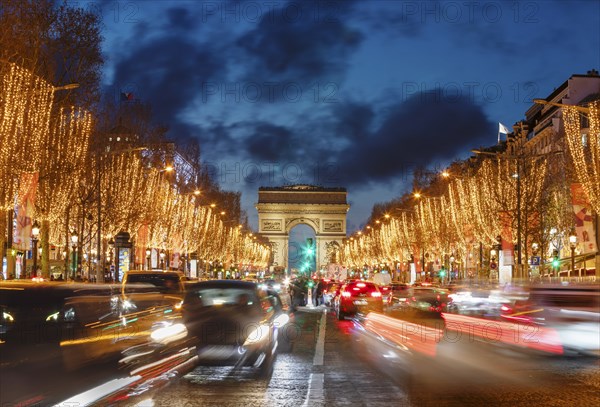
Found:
<box><xmin>498</xmin><ymin>122</ymin><xmax>511</xmax><ymax>143</ymax></box>
<box><xmin>498</xmin><ymin>123</ymin><xmax>512</xmax><ymax>134</ymax></box>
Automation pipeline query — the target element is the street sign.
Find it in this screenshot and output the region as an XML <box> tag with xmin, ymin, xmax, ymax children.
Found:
<box><xmin>531</xmin><ymin>256</ymin><xmax>541</xmax><ymax>266</ymax></box>
<box><xmin>490</xmin><ymin>262</ymin><xmax>497</xmax><ymax>269</ymax></box>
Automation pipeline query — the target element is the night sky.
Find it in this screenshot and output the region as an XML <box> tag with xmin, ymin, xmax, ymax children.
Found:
<box><xmin>97</xmin><ymin>0</ymin><xmax>599</xmax><ymax>233</ymax></box>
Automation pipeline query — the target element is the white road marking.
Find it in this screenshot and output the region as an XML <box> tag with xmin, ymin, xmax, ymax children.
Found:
<box><xmin>303</xmin><ymin>309</ymin><xmax>327</xmax><ymax>406</ymax></box>
<box><xmin>302</xmin><ymin>373</ymin><xmax>325</xmax><ymax>407</ymax></box>
<box><xmin>313</xmin><ymin>309</ymin><xmax>327</xmax><ymax>366</ymax></box>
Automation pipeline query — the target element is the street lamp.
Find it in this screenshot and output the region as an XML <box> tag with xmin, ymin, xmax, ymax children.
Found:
<box><xmin>160</xmin><ymin>251</ymin><xmax>166</xmax><ymax>270</ymax></box>
<box><xmin>569</xmin><ymin>230</ymin><xmax>578</xmax><ymax>279</ymax></box>
<box><xmin>71</xmin><ymin>231</ymin><xmax>79</xmax><ymax>280</ymax></box>
<box><xmin>31</xmin><ymin>221</ymin><xmax>40</xmax><ymax>278</ymax></box>
<box><xmin>146</xmin><ymin>249</ymin><xmax>152</xmax><ymax>270</ymax></box>
<box><xmin>449</xmin><ymin>255</ymin><xmax>455</xmax><ymax>281</ymax></box>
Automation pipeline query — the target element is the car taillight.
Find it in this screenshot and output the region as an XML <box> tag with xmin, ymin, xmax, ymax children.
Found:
<box><xmin>342</xmin><ymin>292</ymin><xmax>351</xmax><ymax>297</ymax></box>
<box><xmin>500</xmin><ymin>305</ymin><xmax>511</xmax><ymax>312</ymax></box>
<box><xmin>371</xmin><ymin>291</ymin><xmax>382</xmax><ymax>297</ymax></box>
<box><xmin>356</xmin><ymin>283</ymin><xmax>366</xmax><ymax>288</ymax></box>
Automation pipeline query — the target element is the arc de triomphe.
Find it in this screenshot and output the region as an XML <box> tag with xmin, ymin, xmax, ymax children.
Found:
<box><xmin>256</xmin><ymin>185</ymin><xmax>349</xmax><ymax>271</ymax></box>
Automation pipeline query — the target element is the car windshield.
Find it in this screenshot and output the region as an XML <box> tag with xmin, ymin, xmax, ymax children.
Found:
<box><xmin>346</xmin><ymin>282</ymin><xmax>378</xmax><ymax>295</ymax></box>
<box><xmin>188</xmin><ymin>287</ymin><xmax>258</xmax><ymax>307</ymax></box>
<box><xmin>126</xmin><ymin>274</ymin><xmax>181</xmax><ymax>293</ymax></box>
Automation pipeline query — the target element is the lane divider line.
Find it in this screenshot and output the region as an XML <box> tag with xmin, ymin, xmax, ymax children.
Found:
<box><xmin>303</xmin><ymin>309</ymin><xmax>327</xmax><ymax>406</ymax></box>
<box><xmin>313</xmin><ymin>309</ymin><xmax>327</xmax><ymax>366</ymax></box>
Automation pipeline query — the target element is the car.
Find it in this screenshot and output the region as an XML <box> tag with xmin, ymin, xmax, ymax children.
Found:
<box><xmin>378</xmin><ymin>284</ymin><xmax>392</xmax><ymax>304</ymax></box>
<box><xmin>181</xmin><ymin>280</ymin><xmax>291</xmax><ymax>376</ymax></box>
<box><xmin>405</xmin><ymin>287</ymin><xmax>453</xmax><ymax>316</ymax></box>
<box><xmin>121</xmin><ymin>270</ymin><xmax>188</xmax><ymax>310</ymax></box>
<box><xmin>386</xmin><ymin>282</ymin><xmax>412</xmax><ymax>309</ymax></box>
<box><xmin>0</xmin><ymin>280</ymin><xmax>174</xmax><ymax>371</ymax></box>
<box><xmin>260</xmin><ymin>278</ymin><xmax>283</xmax><ymax>292</ymax></box>
<box><xmin>500</xmin><ymin>283</ymin><xmax>600</xmax><ymax>356</ymax></box>
<box><xmin>335</xmin><ymin>281</ymin><xmax>383</xmax><ymax>320</ymax></box>
<box><xmin>321</xmin><ymin>281</ymin><xmax>341</xmax><ymax>307</ymax></box>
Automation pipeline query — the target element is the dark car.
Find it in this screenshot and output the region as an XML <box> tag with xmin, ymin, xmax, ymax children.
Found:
<box><xmin>405</xmin><ymin>287</ymin><xmax>453</xmax><ymax>316</ymax></box>
<box><xmin>322</xmin><ymin>281</ymin><xmax>341</xmax><ymax>307</ymax></box>
<box><xmin>335</xmin><ymin>281</ymin><xmax>383</xmax><ymax>320</ymax></box>
<box><xmin>0</xmin><ymin>281</ymin><xmax>174</xmax><ymax>371</ymax></box>
<box><xmin>386</xmin><ymin>282</ymin><xmax>412</xmax><ymax>309</ymax></box>
<box><xmin>181</xmin><ymin>280</ymin><xmax>291</xmax><ymax>376</ymax></box>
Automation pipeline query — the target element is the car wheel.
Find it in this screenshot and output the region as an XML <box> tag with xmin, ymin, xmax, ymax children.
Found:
<box><xmin>257</xmin><ymin>349</ymin><xmax>274</xmax><ymax>378</ymax></box>
<box><xmin>278</xmin><ymin>330</ymin><xmax>293</xmax><ymax>353</ymax></box>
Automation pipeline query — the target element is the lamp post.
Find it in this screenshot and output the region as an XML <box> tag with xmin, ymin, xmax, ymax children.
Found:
<box><xmin>532</xmin><ymin>242</ymin><xmax>539</xmax><ymax>279</ymax></box>
<box><xmin>160</xmin><ymin>251</ymin><xmax>166</xmax><ymax>270</ymax></box>
<box><xmin>449</xmin><ymin>255</ymin><xmax>455</xmax><ymax>282</ymax></box>
<box><xmin>71</xmin><ymin>231</ymin><xmax>79</xmax><ymax>280</ymax></box>
<box><xmin>108</xmin><ymin>238</ymin><xmax>115</xmax><ymax>282</ymax></box>
<box><xmin>146</xmin><ymin>249</ymin><xmax>151</xmax><ymax>270</ymax></box>
<box><xmin>30</xmin><ymin>221</ymin><xmax>40</xmax><ymax>278</ymax></box>
<box><xmin>569</xmin><ymin>230</ymin><xmax>578</xmax><ymax>279</ymax></box>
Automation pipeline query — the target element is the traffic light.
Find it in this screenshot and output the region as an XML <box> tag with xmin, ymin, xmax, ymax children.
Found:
<box><xmin>307</xmin><ymin>280</ymin><xmax>314</xmax><ymax>288</ymax></box>
<box><xmin>305</xmin><ymin>238</ymin><xmax>315</xmax><ymax>256</ymax></box>
<box><xmin>552</xmin><ymin>250</ymin><xmax>559</xmax><ymax>268</ymax></box>
<box><xmin>439</xmin><ymin>268</ymin><xmax>446</xmax><ymax>278</ymax></box>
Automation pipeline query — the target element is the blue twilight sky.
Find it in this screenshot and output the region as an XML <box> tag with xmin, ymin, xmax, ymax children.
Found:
<box><xmin>94</xmin><ymin>0</ymin><xmax>599</xmax><ymax>233</ymax></box>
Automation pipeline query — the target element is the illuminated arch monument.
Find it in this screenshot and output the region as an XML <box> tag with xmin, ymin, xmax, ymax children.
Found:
<box><xmin>256</xmin><ymin>185</ymin><xmax>349</xmax><ymax>271</ymax></box>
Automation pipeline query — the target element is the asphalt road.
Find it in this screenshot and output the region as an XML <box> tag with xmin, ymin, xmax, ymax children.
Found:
<box><xmin>123</xmin><ymin>307</ymin><xmax>600</xmax><ymax>407</ymax></box>
<box><xmin>2</xmin><ymin>306</ymin><xmax>599</xmax><ymax>406</ymax></box>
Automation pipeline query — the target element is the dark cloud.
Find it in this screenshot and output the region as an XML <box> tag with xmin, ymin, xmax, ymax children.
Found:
<box><xmin>214</xmin><ymin>93</ymin><xmax>492</xmax><ymax>190</ymax></box>
<box><xmin>246</xmin><ymin>123</ymin><xmax>296</xmax><ymax>161</ymax></box>
<box><xmin>167</xmin><ymin>7</ymin><xmax>196</xmax><ymax>31</ymax></box>
<box><xmin>336</xmin><ymin>92</ymin><xmax>493</xmax><ymax>185</ymax></box>
<box><xmin>332</xmin><ymin>102</ymin><xmax>375</xmax><ymax>143</ymax></box>
<box><xmin>236</xmin><ymin>0</ymin><xmax>363</xmax><ymax>84</ymax></box>
<box><xmin>111</xmin><ymin>33</ymin><xmax>224</xmax><ymax>140</ymax></box>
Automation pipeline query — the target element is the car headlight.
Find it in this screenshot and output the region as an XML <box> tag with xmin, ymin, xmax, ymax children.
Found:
<box><xmin>46</xmin><ymin>312</ymin><xmax>59</xmax><ymax>322</ymax></box>
<box><xmin>244</xmin><ymin>324</ymin><xmax>271</xmax><ymax>346</ymax></box>
<box><xmin>122</xmin><ymin>299</ymin><xmax>137</xmax><ymax>311</ymax></box>
<box><xmin>150</xmin><ymin>323</ymin><xmax>188</xmax><ymax>344</ymax></box>
<box><xmin>273</xmin><ymin>313</ymin><xmax>289</xmax><ymax>328</ymax></box>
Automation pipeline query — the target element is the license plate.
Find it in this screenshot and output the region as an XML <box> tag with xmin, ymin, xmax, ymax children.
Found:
<box><xmin>198</xmin><ymin>345</ymin><xmax>239</xmax><ymax>359</ymax></box>
<box><xmin>353</xmin><ymin>300</ymin><xmax>368</xmax><ymax>305</ymax></box>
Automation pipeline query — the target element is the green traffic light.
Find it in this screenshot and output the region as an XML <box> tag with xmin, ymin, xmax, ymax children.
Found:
<box><xmin>552</xmin><ymin>258</ymin><xmax>559</xmax><ymax>267</ymax></box>
<box><xmin>439</xmin><ymin>270</ymin><xmax>446</xmax><ymax>277</ymax></box>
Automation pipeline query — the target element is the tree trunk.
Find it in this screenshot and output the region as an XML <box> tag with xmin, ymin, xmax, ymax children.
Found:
<box><xmin>41</xmin><ymin>219</ymin><xmax>50</xmax><ymax>278</ymax></box>
<box><xmin>0</xmin><ymin>209</ymin><xmax>5</xmax><ymax>278</ymax></box>
<box><xmin>6</xmin><ymin>209</ymin><xmax>15</xmax><ymax>279</ymax></box>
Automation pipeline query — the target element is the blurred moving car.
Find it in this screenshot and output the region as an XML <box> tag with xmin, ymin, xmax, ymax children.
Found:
<box><xmin>500</xmin><ymin>283</ymin><xmax>600</xmax><ymax>356</ymax></box>
<box><xmin>260</xmin><ymin>278</ymin><xmax>282</xmax><ymax>293</ymax></box>
<box><xmin>121</xmin><ymin>270</ymin><xmax>188</xmax><ymax>310</ymax></box>
<box><xmin>406</xmin><ymin>287</ymin><xmax>453</xmax><ymax>315</ymax></box>
<box><xmin>386</xmin><ymin>286</ymin><xmax>453</xmax><ymax>319</ymax></box>
<box><xmin>0</xmin><ymin>281</ymin><xmax>177</xmax><ymax>371</ymax></box>
<box><xmin>335</xmin><ymin>281</ymin><xmax>383</xmax><ymax>320</ymax></box>
<box><xmin>378</xmin><ymin>284</ymin><xmax>392</xmax><ymax>304</ymax></box>
<box><xmin>386</xmin><ymin>282</ymin><xmax>412</xmax><ymax>309</ymax></box>
<box><xmin>181</xmin><ymin>280</ymin><xmax>292</xmax><ymax>376</ymax></box>
<box><xmin>321</xmin><ymin>281</ymin><xmax>341</xmax><ymax>307</ymax></box>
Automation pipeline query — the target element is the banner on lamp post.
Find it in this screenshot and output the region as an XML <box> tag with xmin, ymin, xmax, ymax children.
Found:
<box><xmin>14</xmin><ymin>172</ymin><xmax>38</xmax><ymax>251</ymax></box>
<box><xmin>571</xmin><ymin>183</ymin><xmax>598</xmax><ymax>253</ymax></box>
